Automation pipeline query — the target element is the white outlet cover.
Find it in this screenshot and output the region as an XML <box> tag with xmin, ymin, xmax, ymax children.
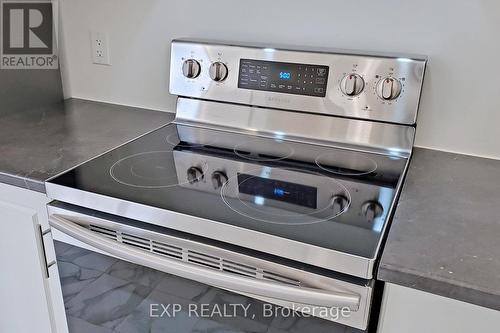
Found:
<box><xmin>90</xmin><ymin>31</ymin><xmax>111</xmax><ymax>65</ymax></box>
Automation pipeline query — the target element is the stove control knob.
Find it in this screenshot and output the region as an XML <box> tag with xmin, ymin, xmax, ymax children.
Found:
<box><xmin>361</xmin><ymin>201</ymin><xmax>383</xmax><ymax>223</ymax></box>
<box><xmin>331</xmin><ymin>195</ymin><xmax>349</xmax><ymax>214</ymax></box>
<box><xmin>187</xmin><ymin>166</ymin><xmax>204</xmax><ymax>184</ymax></box>
<box><xmin>209</xmin><ymin>62</ymin><xmax>228</xmax><ymax>82</ymax></box>
<box><xmin>182</xmin><ymin>59</ymin><xmax>201</xmax><ymax>79</ymax></box>
<box><xmin>211</xmin><ymin>171</ymin><xmax>228</xmax><ymax>189</ymax></box>
<box><xmin>340</xmin><ymin>74</ymin><xmax>365</xmax><ymax>96</ymax></box>
<box><xmin>376</xmin><ymin>77</ymin><xmax>402</xmax><ymax>100</ymax></box>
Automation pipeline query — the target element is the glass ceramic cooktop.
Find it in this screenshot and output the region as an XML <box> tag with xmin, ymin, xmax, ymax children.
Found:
<box><xmin>50</xmin><ymin>123</ymin><xmax>407</xmax><ymax>259</ymax></box>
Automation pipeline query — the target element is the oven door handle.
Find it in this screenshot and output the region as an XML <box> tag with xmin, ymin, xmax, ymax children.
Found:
<box><xmin>49</xmin><ymin>215</ymin><xmax>361</xmax><ymax>310</ymax></box>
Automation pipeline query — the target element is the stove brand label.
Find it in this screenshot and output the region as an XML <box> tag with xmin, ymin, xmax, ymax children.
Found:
<box><xmin>1</xmin><ymin>0</ymin><xmax>58</xmax><ymax>69</ymax></box>
<box><xmin>266</xmin><ymin>95</ymin><xmax>291</xmax><ymax>104</ymax></box>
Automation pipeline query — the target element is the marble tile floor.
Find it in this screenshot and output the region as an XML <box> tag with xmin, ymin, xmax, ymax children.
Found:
<box><xmin>54</xmin><ymin>241</ymin><xmax>361</xmax><ymax>333</ymax></box>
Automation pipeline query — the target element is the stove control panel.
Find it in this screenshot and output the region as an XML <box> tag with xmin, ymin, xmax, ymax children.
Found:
<box><xmin>238</xmin><ymin>59</ymin><xmax>329</xmax><ymax>97</ymax></box>
<box><xmin>170</xmin><ymin>39</ymin><xmax>427</xmax><ymax>125</ymax></box>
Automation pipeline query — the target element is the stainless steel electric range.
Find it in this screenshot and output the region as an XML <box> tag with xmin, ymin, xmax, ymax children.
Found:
<box><xmin>46</xmin><ymin>39</ymin><xmax>426</xmax><ymax>331</ymax></box>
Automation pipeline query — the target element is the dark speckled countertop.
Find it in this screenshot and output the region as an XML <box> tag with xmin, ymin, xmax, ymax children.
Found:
<box><xmin>0</xmin><ymin>98</ymin><xmax>174</xmax><ymax>192</ymax></box>
<box><xmin>379</xmin><ymin>147</ymin><xmax>500</xmax><ymax>310</ymax></box>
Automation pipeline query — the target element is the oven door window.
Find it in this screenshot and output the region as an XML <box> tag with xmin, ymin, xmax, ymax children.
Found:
<box><xmin>56</xmin><ymin>239</ymin><xmax>366</xmax><ymax>332</ymax></box>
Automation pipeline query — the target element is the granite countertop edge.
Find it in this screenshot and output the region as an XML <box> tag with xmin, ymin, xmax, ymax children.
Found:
<box><xmin>0</xmin><ymin>171</ymin><xmax>46</xmax><ymax>192</ymax></box>
<box><xmin>379</xmin><ymin>262</ymin><xmax>500</xmax><ymax>311</ymax></box>
<box><xmin>378</xmin><ymin>147</ymin><xmax>500</xmax><ymax>312</ymax></box>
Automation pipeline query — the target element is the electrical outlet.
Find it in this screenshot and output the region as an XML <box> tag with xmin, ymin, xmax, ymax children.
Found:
<box><xmin>90</xmin><ymin>31</ymin><xmax>111</xmax><ymax>65</ymax></box>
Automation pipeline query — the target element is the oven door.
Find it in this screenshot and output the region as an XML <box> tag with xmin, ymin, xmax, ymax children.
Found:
<box><xmin>47</xmin><ymin>202</ymin><xmax>373</xmax><ymax>331</ymax></box>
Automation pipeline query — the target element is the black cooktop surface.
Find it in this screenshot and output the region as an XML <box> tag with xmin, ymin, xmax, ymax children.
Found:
<box><xmin>49</xmin><ymin>123</ymin><xmax>407</xmax><ymax>259</ymax></box>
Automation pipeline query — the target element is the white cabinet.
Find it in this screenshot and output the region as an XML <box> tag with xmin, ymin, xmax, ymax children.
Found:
<box><xmin>0</xmin><ymin>183</ymin><xmax>67</xmax><ymax>333</ymax></box>
<box><xmin>378</xmin><ymin>283</ymin><xmax>500</xmax><ymax>333</ymax></box>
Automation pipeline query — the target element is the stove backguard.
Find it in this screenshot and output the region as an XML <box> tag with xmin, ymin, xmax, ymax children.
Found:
<box><xmin>170</xmin><ymin>39</ymin><xmax>426</xmax><ymax>125</ymax></box>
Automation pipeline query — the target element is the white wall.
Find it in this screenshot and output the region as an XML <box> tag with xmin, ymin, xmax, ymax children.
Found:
<box><xmin>58</xmin><ymin>0</ymin><xmax>500</xmax><ymax>159</ymax></box>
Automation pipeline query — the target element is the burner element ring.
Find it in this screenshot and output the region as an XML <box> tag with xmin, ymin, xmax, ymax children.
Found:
<box><xmin>110</xmin><ymin>151</ymin><xmax>207</xmax><ymax>188</ymax></box>
<box><xmin>315</xmin><ymin>151</ymin><xmax>378</xmax><ymax>176</ymax></box>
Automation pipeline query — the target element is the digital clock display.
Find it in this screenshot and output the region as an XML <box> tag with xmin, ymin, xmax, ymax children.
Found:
<box><xmin>279</xmin><ymin>71</ymin><xmax>291</xmax><ymax>80</ymax></box>
<box><xmin>238</xmin><ymin>59</ymin><xmax>329</xmax><ymax>97</ymax></box>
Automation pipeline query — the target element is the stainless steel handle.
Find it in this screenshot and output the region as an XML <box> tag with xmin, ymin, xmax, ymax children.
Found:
<box><xmin>37</xmin><ymin>224</ymin><xmax>50</xmax><ymax>279</ymax></box>
<box><xmin>49</xmin><ymin>215</ymin><xmax>361</xmax><ymax>310</ymax></box>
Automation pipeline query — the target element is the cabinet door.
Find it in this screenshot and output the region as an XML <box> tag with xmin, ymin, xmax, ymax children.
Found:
<box><xmin>0</xmin><ymin>182</ymin><xmax>67</xmax><ymax>333</ymax></box>
<box><xmin>378</xmin><ymin>283</ymin><xmax>500</xmax><ymax>333</ymax></box>
<box><xmin>0</xmin><ymin>201</ymin><xmax>54</xmax><ymax>332</ymax></box>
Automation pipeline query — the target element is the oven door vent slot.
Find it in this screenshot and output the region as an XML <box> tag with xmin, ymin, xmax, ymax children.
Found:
<box><xmin>187</xmin><ymin>250</ymin><xmax>221</xmax><ymax>269</ymax></box>
<box><xmin>88</xmin><ymin>224</ymin><xmax>117</xmax><ymax>240</ymax></box>
<box><xmin>151</xmin><ymin>241</ymin><xmax>183</xmax><ymax>259</ymax></box>
<box><xmin>221</xmin><ymin>260</ymin><xmax>257</xmax><ymax>278</ymax></box>
<box><xmin>121</xmin><ymin>233</ymin><xmax>151</xmax><ymax>251</ymax></box>
<box><xmin>262</xmin><ymin>271</ymin><xmax>301</xmax><ymax>286</ymax></box>
<box><xmin>85</xmin><ymin>223</ymin><xmax>303</xmax><ymax>288</ymax></box>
